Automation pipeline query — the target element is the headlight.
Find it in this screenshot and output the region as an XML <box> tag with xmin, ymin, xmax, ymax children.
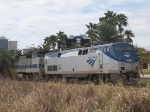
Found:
<box><xmin>127</xmin><ymin>59</ymin><xmax>132</xmax><ymax>62</ymax></box>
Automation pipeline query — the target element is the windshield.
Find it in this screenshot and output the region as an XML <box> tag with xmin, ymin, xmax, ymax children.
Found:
<box><xmin>114</xmin><ymin>46</ymin><xmax>134</xmax><ymax>51</ymax></box>
<box><xmin>113</xmin><ymin>44</ymin><xmax>138</xmax><ymax>62</ymax></box>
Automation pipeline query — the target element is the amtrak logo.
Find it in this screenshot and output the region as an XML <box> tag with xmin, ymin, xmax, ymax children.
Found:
<box><xmin>124</xmin><ymin>52</ymin><xmax>130</xmax><ymax>57</ymax></box>
<box><xmin>124</xmin><ymin>54</ymin><xmax>130</xmax><ymax>57</ymax></box>
<box><xmin>86</xmin><ymin>59</ymin><xmax>97</xmax><ymax>67</ymax></box>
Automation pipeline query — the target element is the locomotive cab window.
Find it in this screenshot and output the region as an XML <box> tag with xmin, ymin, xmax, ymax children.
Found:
<box><xmin>78</xmin><ymin>50</ymin><xmax>82</xmax><ymax>55</ymax></box>
<box><xmin>103</xmin><ymin>46</ymin><xmax>109</xmax><ymax>52</ymax></box>
<box><xmin>82</xmin><ymin>49</ymin><xmax>88</xmax><ymax>55</ymax></box>
<box><xmin>58</xmin><ymin>53</ymin><xmax>61</xmax><ymax>57</ymax></box>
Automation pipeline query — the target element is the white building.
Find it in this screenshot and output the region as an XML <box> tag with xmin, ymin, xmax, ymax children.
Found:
<box><xmin>69</xmin><ymin>34</ymin><xmax>89</xmax><ymax>39</ymax></box>
<box><xmin>69</xmin><ymin>34</ymin><xmax>89</xmax><ymax>44</ymax></box>
<box><xmin>8</xmin><ymin>41</ymin><xmax>17</xmax><ymax>51</ymax></box>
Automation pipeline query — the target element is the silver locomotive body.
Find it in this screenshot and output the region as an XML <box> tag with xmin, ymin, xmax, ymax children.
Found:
<box><xmin>44</xmin><ymin>42</ymin><xmax>140</xmax><ymax>84</ymax></box>
<box><xmin>16</xmin><ymin>52</ymin><xmax>45</xmax><ymax>80</ymax></box>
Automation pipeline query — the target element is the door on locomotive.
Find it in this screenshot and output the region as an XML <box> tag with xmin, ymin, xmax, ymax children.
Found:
<box><xmin>97</xmin><ymin>46</ymin><xmax>115</xmax><ymax>83</ymax></box>
<box><xmin>98</xmin><ymin>47</ymin><xmax>103</xmax><ymax>72</ymax></box>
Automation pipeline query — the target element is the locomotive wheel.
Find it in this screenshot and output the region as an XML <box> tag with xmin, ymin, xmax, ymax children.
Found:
<box><xmin>120</xmin><ymin>74</ymin><xmax>128</xmax><ymax>84</ymax></box>
<box><xmin>23</xmin><ymin>74</ymin><xmax>26</xmax><ymax>80</ymax></box>
<box><xmin>49</xmin><ymin>75</ymin><xmax>53</xmax><ymax>81</ymax></box>
<box><xmin>34</xmin><ymin>73</ymin><xmax>39</xmax><ymax>81</ymax></box>
<box><xmin>44</xmin><ymin>74</ymin><xmax>50</xmax><ymax>82</ymax></box>
<box><xmin>29</xmin><ymin>74</ymin><xmax>34</xmax><ymax>80</ymax></box>
<box><xmin>92</xmin><ymin>75</ymin><xmax>99</xmax><ymax>84</ymax></box>
<box><xmin>59</xmin><ymin>74</ymin><xmax>62</xmax><ymax>81</ymax></box>
<box><xmin>66</xmin><ymin>77</ymin><xmax>69</xmax><ymax>83</ymax></box>
<box><xmin>53</xmin><ymin>74</ymin><xmax>57</xmax><ymax>82</ymax></box>
<box><xmin>57</xmin><ymin>74</ymin><xmax>62</xmax><ymax>81</ymax></box>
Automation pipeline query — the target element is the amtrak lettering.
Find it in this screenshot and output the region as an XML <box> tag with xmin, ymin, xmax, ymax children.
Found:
<box><xmin>87</xmin><ymin>56</ymin><xmax>97</xmax><ymax>67</ymax></box>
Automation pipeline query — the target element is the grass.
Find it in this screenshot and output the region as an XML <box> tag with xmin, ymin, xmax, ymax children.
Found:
<box><xmin>140</xmin><ymin>79</ymin><xmax>150</xmax><ymax>85</ymax></box>
<box><xmin>0</xmin><ymin>79</ymin><xmax>150</xmax><ymax>112</ymax></box>
<box><xmin>140</xmin><ymin>69</ymin><xmax>150</xmax><ymax>75</ymax></box>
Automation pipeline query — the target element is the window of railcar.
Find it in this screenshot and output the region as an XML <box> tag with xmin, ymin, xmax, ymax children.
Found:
<box><xmin>58</xmin><ymin>53</ymin><xmax>61</xmax><ymax>57</ymax></box>
<box><xmin>103</xmin><ymin>46</ymin><xmax>110</xmax><ymax>52</ymax></box>
<box><xmin>37</xmin><ymin>52</ymin><xmax>45</xmax><ymax>57</ymax></box>
<box><xmin>106</xmin><ymin>47</ymin><xmax>109</xmax><ymax>52</ymax></box>
<box><xmin>82</xmin><ymin>49</ymin><xmax>88</xmax><ymax>55</ymax></box>
<box><xmin>103</xmin><ymin>47</ymin><xmax>107</xmax><ymax>52</ymax></box>
<box><xmin>26</xmin><ymin>55</ymin><xmax>31</xmax><ymax>58</ymax></box>
<box><xmin>78</xmin><ymin>50</ymin><xmax>82</xmax><ymax>55</ymax></box>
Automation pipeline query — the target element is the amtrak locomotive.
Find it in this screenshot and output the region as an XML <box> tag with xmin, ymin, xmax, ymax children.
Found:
<box><xmin>16</xmin><ymin>42</ymin><xmax>140</xmax><ymax>84</ymax></box>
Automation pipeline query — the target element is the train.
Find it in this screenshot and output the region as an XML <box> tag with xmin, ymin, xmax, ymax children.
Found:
<box><xmin>16</xmin><ymin>42</ymin><xmax>140</xmax><ymax>84</ymax></box>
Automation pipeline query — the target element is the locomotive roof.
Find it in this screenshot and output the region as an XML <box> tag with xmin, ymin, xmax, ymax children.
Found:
<box><xmin>45</xmin><ymin>42</ymin><xmax>133</xmax><ymax>55</ymax></box>
<box><xmin>65</xmin><ymin>42</ymin><xmax>132</xmax><ymax>51</ymax></box>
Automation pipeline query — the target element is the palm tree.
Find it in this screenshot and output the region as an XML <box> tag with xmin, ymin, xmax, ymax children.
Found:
<box><xmin>96</xmin><ymin>23</ymin><xmax>122</xmax><ymax>45</ymax></box>
<box><xmin>15</xmin><ymin>49</ymin><xmax>22</xmax><ymax>56</ymax></box>
<box><xmin>99</xmin><ymin>11</ymin><xmax>117</xmax><ymax>25</ymax></box>
<box><xmin>44</xmin><ymin>35</ymin><xmax>57</xmax><ymax>51</ymax></box>
<box><xmin>98</xmin><ymin>11</ymin><xmax>128</xmax><ymax>42</ymax></box>
<box><xmin>116</xmin><ymin>14</ymin><xmax>128</xmax><ymax>36</ymax></box>
<box><xmin>38</xmin><ymin>44</ymin><xmax>51</xmax><ymax>52</ymax></box>
<box><xmin>86</xmin><ymin>22</ymin><xmax>97</xmax><ymax>46</ymax></box>
<box><xmin>56</xmin><ymin>31</ymin><xmax>67</xmax><ymax>43</ymax></box>
<box><xmin>99</xmin><ymin>11</ymin><xmax>128</xmax><ymax>38</ymax></box>
<box><xmin>124</xmin><ymin>30</ymin><xmax>135</xmax><ymax>44</ymax></box>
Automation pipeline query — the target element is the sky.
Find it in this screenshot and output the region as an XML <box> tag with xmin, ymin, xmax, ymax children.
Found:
<box><xmin>0</xmin><ymin>0</ymin><xmax>150</xmax><ymax>50</ymax></box>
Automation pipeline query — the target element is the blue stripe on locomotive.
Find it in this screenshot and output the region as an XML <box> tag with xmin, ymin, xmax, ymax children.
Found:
<box><xmin>16</xmin><ymin>64</ymin><xmax>44</xmax><ymax>69</ymax></box>
<box><xmin>32</xmin><ymin>64</ymin><xmax>44</xmax><ymax>68</ymax></box>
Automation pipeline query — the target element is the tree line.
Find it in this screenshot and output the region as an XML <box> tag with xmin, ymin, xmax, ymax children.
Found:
<box><xmin>39</xmin><ymin>11</ymin><xmax>135</xmax><ymax>51</ymax></box>
<box><xmin>0</xmin><ymin>11</ymin><xmax>149</xmax><ymax>78</ymax></box>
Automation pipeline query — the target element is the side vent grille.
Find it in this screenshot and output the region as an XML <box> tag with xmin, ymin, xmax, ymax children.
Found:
<box><xmin>53</xmin><ymin>65</ymin><xmax>57</xmax><ymax>71</ymax></box>
<box><xmin>47</xmin><ymin>65</ymin><xmax>57</xmax><ymax>71</ymax></box>
<box><xmin>48</xmin><ymin>66</ymin><xmax>52</xmax><ymax>71</ymax></box>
